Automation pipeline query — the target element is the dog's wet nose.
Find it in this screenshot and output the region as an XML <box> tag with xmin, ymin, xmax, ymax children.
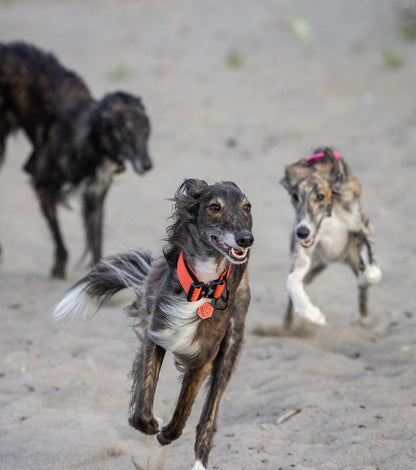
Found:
<box><xmin>236</xmin><ymin>231</ymin><xmax>254</xmax><ymax>248</ymax></box>
<box><xmin>142</xmin><ymin>157</ymin><xmax>153</xmax><ymax>170</ymax></box>
<box><xmin>296</xmin><ymin>226</ymin><xmax>310</xmax><ymax>239</ymax></box>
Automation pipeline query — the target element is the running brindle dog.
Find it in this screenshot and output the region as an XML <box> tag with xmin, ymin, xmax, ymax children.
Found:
<box><xmin>53</xmin><ymin>179</ymin><xmax>254</xmax><ymax>470</ymax></box>
<box><xmin>0</xmin><ymin>42</ymin><xmax>152</xmax><ymax>278</ymax></box>
<box><xmin>281</xmin><ymin>147</ymin><xmax>381</xmax><ymax>327</ymax></box>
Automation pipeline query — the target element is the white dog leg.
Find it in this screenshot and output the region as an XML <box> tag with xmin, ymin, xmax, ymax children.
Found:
<box><xmin>287</xmin><ymin>251</ymin><xmax>327</xmax><ymax>325</ymax></box>
<box><xmin>191</xmin><ymin>460</ymin><xmax>206</xmax><ymax>470</ymax></box>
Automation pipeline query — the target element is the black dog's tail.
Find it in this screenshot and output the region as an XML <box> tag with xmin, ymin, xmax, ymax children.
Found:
<box><xmin>53</xmin><ymin>251</ymin><xmax>153</xmax><ymax>321</ymax></box>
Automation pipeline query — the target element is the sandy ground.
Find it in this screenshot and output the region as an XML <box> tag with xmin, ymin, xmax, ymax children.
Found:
<box><xmin>1</xmin><ymin>1</ymin><xmax>416</xmax><ymax>469</ymax></box>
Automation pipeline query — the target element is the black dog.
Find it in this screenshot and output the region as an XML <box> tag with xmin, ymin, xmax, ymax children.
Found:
<box><xmin>0</xmin><ymin>42</ymin><xmax>152</xmax><ymax>278</ymax></box>
<box><xmin>54</xmin><ymin>179</ymin><xmax>254</xmax><ymax>470</ymax></box>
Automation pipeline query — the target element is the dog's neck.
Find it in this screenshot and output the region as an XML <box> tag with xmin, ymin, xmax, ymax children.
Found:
<box><xmin>176</xmin><ymin>250</ymin><xmax>229</xmax><ymax>283</ymax></box>
<box><xmin>193</xmin><ymin>257</ymin><xmax>228</xmax><ymax>283</ymax></box>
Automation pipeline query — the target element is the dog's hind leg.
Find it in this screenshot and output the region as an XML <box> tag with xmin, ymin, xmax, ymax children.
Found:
<box><xmin>156</xmin><ymin>362</ymin><xmax>212</xmax><ymax>447</ymax></box>
<box><xmin>129</xmin><ymin>336</ymin><xmax>166</xmax><ymax>435</ymax></box>
<box><xmin>346</xmin><ymin>232</ymin><xmax>381</xmax><ymax>325</ymax></box>
<box><xmin>38</xmin><ymin>190</ymin><xmax>68</xmax><ymax>278</ymax></box>
<box><xmin>82</xmin><ymin>184</ymin><xmax>108</xmax><ymax>266</ymax></box>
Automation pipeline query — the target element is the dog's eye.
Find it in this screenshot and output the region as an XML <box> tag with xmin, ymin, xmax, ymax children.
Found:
<box><xmin>292</xmin><ymin>193</ymin><xmax>299</xmax><ymax>203</ymax></box>
<box><xmin>243</xmin><ymin>203</ymin><xmax>251</xmax><ymax>213</ymax></box>
<box><xmin>316</xmin><ymin>194</ymin><xmax>325</xmax><ymax>202</ymax></box>
<box><xmin>209</xmin><ymin>203</ymin><xmax>221</xmax><ymax>212</ymax></box>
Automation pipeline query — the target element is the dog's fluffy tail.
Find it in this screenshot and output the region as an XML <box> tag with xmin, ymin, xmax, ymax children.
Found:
<box><xmin>53</xmin><ymin>251</ymin><xmax>153</xmax><ymax>321</ymax></box>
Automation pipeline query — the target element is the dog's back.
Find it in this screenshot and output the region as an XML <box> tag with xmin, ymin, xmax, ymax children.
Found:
<box><xmin>0</xmin><ymin>42</ymin><xmax>92</xmax><ymax>148</ymax></box>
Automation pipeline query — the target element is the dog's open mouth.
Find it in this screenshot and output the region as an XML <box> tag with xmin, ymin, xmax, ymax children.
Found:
<box><xmin>210</xmin><ymin>235</ymin><xmax>248</xmax><ymax>263</ymax></box>
<box><xmin>299</xmin><ymin>227</ymin><xmax>320</xmax><ymax>248</ymax></box>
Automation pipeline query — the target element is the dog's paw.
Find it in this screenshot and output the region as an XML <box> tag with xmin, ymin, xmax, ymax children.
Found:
<box><xmin>364</xmin><ymin>264</ymin><xmax>382</xmax><ymax>285</ymax></box>
<box><xmin>191</xmin><ymin>460</ymin><xmax>206</xmax><ymax>470</ymax></box>
<box><xmin>156</xmin><ymin>428</ymin><xmax>172</xmax><ymax>446</ymax></box>
<box><xmin>129</xmin><ymin>415</ymin><xmax>160</xmax><ymax>435</ymax></box>
<box><xmin>301</xmin><ymin>304</ymin><xmax>327</xmax><ymax>325</ymax></box>
<box><xmin>51</xmin><ymin>262</ymin><xmax>66</xmax><ymax>280</ymax></box>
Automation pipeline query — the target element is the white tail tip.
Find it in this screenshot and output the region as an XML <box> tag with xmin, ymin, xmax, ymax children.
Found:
<box><xmin>53</xmin><ymin>282</ymin><xmax>97</xmax><ymax>321</ymax></box>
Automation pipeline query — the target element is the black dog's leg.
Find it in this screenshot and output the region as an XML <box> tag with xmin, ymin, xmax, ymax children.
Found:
<box><xmin>0</xmin><ymin>108</ymin><xmax>15</xmax><ymax>167</ymax></box>
<box><xmin>129</xmin><ymin>336</ymin><xmax>166</xmax><ymax>435</ymax></box>
<box><xmin>156</xmin><ymin>362</ymin><xmax>212</xmax><ymax>446</ymax></box>
<box><xmin>38</xmin><ymin>190</ymin><xmax>68</xmax><ymax>278</ymax></box>
<box><xmin>82</xmin><ymin>183</ymin><xmax>109</xmax><ymax>266</ymax></box>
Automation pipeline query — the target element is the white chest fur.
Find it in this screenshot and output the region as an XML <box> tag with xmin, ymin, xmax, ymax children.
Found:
<box><xmin>316</xmin><ymin>203</ymin><xmax>362</xmax><ymax>262</ymax></box>
<box><xmin>149</xmin><ymin>297</ymin><xmax>208</xmax><ymax>358</ymax></box>
<box><xmin>149</xmin><ymin>257</ymin><xmax>226</xmax><ymax>358</ymax></box>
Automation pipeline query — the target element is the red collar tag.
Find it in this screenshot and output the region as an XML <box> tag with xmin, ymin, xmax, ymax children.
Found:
<box><xmin>197</xmin><ymin>303</ymin><xmax>214</xmax><ymax>320</ymax></box>
<box><xmin>177</xmin><ymin>251</ymin><xmax>230</xmax><ymax>318</ymax></box>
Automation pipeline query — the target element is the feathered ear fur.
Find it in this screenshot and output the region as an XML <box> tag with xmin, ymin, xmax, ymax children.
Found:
<box><xmin>100</xmin><ymin>91</ymin><xmax>145</xmax><ymax>112</ymax></box>
<box><xmin>219</xmin><ymin>180</ymin><xmax>240</xmax><ymax>190</ymax></box>
<box><xmin>312</xmin><ymin>147</ymin><xmax>348</xmax><ymax>196</ymax></box>
<box><xmin>164</xmin><ymin>179</ymin><xmax>209</xmax><ymax>266</ymax></box>
<box><xmin>172</xmin><ymin>178</ymin><xmax>209</xmax><ymax>222</ymax></box>
<box><xmin>280</xmin><ymin>160</ymin><xmax>309</xmax><ymax>193</ymax></box>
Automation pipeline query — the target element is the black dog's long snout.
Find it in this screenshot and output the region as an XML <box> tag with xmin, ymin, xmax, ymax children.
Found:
<box><xmin>142</xmin><ymin>158</ymin><xmax>153</xmax><ymax>171</ymax></box>
<box><xmin>130</xmin><ymin>153</ymin><xmax>153</xmax><ymax>174</ymax></box>
<box><xmin>296</xmin><ymin>226</ymin><xmax>310</xmax><ymax>239</ymax></box>
<box><xmin>236</xmin><ymin>230</ymin><xmax>254</xmax><ymax>248</ymax></box>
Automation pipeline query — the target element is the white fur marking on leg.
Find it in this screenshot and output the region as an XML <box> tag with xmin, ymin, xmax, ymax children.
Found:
<box><xmin>363</xmin><ymin>264</ymin><xmax>382</xmax><ymax>285</ymax></box>
<box><xmin>302</xmin><ymin>304</ymin><xmax>327</xmax><ymax>325</ymax></box>
<box><xmin>53</xmin><ymin>282</ymin><xmax>98</xmax><ymax>321</ymax></box>
<box><xmin>286</xmin><ymin>250</ymin><xmax>327</xmax><ymax>325</ymax></box>
<box><xmin>191</xmin><ymin>460</ymin><xmax>206</xmax><ymax>470</ymax></box>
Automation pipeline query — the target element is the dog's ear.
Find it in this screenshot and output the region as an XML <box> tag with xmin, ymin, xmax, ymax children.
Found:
<box><xmin>280</xmin><ymin>161</ymin><xmax>308</xmax><ymax>192</ymax></box>
<box><xmin>219</xmin><ymin>180</ymin><xmax>240</xmax><ymax>190</ymax></box>
<box><xmin>101</xmin><ymin>91</ymin><xmax>145</xmax><ymax>112</ymax></box>
<box><xmin>321</xmin><ymin>148</ymin><xmax>348</xmax><ymax>196</ymax></box>
<box><xmin>173</xmin><ymin>179</ymin><xmax>209</xmax><ymax>221</ymax></box>
<box><xmin>280</xmin><ymin>176</ymin><xmax>290</xmax><ymax>192</ymax></box>
<box><xmin>180</xmin><ymin>178</ymin><xmax>209</xmax><ymax>197</ymax></box>
<box><xmin>280</xmin><ymin>171</ymin><xmax>292</xmax><ymax>192</ymax></box>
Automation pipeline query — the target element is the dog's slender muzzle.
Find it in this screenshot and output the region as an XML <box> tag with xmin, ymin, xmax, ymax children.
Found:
<box><xmin>130</xmin><ymin>153</ymin><xmax>153</xmax><ymax>174</ymax></box>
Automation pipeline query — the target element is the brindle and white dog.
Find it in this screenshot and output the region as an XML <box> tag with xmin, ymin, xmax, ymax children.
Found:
<box><xmin>53</xmin><ymin>178</ymin><xmax>254</xmax><ymax>470</ymax></box>
<box><xmin>281</xmin><ymin>148</ymin><xmax>381</xmax><ymax>327</ymax></box>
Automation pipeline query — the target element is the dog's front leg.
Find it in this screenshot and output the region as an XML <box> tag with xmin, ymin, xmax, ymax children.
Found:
<box><xmin>193</xmin><ymin>280</ymin><xmax>249</xmax><ymax>470</ymax></box>
<box><xmin>284</xmin><ymin>260</ymin><xmax>327</xmax><ymax>328</ymax></box>
<box><xmin>38</xmin><ymin>190</ymin><xmax>68</xmax><ymax>278</ymax></box>
<box><xmin>129</xmin><ymin>336</ymin><xmax>165</xmax><ymax>435</ymax></box>
<box><xmin>286</xmin><ymin>248</ymin><xmax>327</xmax><ymax>325</ymax></box>
<box><xmin>82</xmin><ymin>183</ymin><xmax>108</xmax><ymax>265</ymax></box>
<box><xmin>156</xmin><ymin>362</ymin><xmax>212</xmax><ymax>447</ymax></box>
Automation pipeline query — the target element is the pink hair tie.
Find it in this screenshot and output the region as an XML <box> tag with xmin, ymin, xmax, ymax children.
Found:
<box><xmin>307</xmin><ymin>151</ymin><xmax>340</xmax><ymax>164</ymax></box>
